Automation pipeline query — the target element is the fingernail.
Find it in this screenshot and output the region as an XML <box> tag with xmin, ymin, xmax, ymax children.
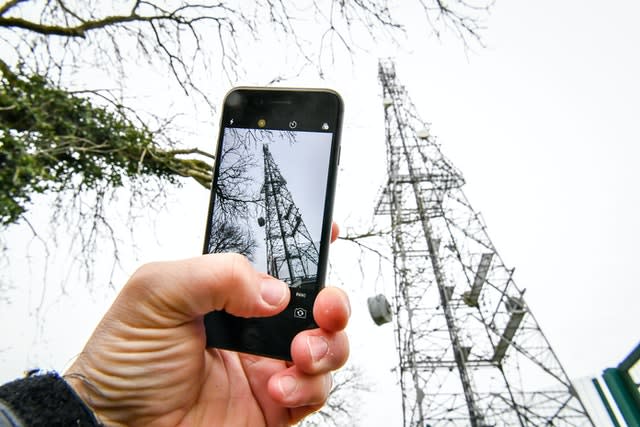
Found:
<box><xmin>278</xmin><ymin>375</ymin><xmax>298</xmax><ymax>397</ymax></box>
<box><xmin>260</xmin><ymin>277</ymin><xmax>287</xmax><ymax>307</ymax></box>
<box><xmin>307</xmin><ymin>335</ymin><xmax>329</xmax><ymax>362</ymax></box>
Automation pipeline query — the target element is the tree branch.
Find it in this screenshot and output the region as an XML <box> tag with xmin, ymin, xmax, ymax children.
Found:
<box><xmin>0</xmin><ymin>4</ymin><xmax>228</xmax><ymax>38</ymax></box>
<box><xmin>0</xmin><ymin>56</ymin><xmax>17</xmax><ymax>81</ymax></box>
<box><xmin>165</xmin><ymin>147</ymin><xmax>216</xmax><ymax>161</ymax></box>
<box><xmin>0</xmin><ymin>0</ymin><xmax>26</xmax><ymax>17</ymax></box>
<box><xmin>0</xmin><ymin>15</ymin><xmax>140</xmax><ymax>37</ymax></box>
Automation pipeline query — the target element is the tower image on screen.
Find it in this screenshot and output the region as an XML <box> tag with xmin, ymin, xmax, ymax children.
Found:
<box><xmin>207</xmin><ymin>128</ymin><xmax>330</xmax><ymax>290</ymax></box>
<box><xmin>259</xmin><ymin>144</ymin><xmax>319</xmax><ymax>287</ymax></box>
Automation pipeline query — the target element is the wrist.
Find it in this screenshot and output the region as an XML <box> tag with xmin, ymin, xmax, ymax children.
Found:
<box><xmin>63</xmin><ymin>372</ymin><xmax>106</xmax><ymax>426</ymax></box>
<box><xmin>64</xmin><ymin>363</ymin><xmax>125</xmax><ymax>427</ymax></box>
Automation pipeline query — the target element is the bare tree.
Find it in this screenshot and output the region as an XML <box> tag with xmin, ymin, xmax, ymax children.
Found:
<box><xmin>299</xmin><ymin>363</ymin><xmax>372</xmax><ymax>427</ymax></box>
<box><xmin>0</xmin><ymin>1</ymin><xmax>490</xmax><ymax>85</ymax></box>
<box><xmin>1</xmin><ymin>0</ymin><xmax>491</xmax><ymax>239</ymax></box>
<box><xmin>206</xmin><ymin>213</ymin><xmax>257</xmax><ymax>259</ymax></box>
<box><xmin>0</xmin><ymin>1</ymin><xmax>491</xmax><ymax>424</ymax></box>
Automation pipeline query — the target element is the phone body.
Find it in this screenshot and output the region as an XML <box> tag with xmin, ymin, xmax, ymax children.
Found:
<box><xmin>203</xmin><ymin>87</ymin><xmax>343</xmax><ymax>360</ymax></box>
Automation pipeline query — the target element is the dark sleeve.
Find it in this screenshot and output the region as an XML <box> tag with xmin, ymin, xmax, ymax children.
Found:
<box><xmin>0</xmin><ymin>372</ymin><xmax>100</xmax><ymax>427</ymax></box>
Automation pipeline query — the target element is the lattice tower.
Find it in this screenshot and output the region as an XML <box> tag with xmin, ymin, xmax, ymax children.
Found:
<box><xmin>376</xmin><ymin>60</ymin><xmax>593</xmax><ymax>427</ymax></box>
<box><xmin>260</xmin><ymin>144</ymin><xmax>319</xmax><ymax>287</ymax></box>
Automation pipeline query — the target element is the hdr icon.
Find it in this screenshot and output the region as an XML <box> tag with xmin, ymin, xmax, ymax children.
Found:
<box><xmin>293</xmin><ymin>307</ymin><xmax>307</xmax><ymax>319</ymax></box>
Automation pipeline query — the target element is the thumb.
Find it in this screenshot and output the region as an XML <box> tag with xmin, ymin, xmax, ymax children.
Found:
<box><xmin>119</xmin><ymin>253</ymin><xmax>290</xmax><ymax>324</ymax></box>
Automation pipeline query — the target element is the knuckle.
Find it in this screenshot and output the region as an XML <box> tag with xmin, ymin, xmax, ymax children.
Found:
<box><xmin>126</xmin><ymin>261</ymin><xmax>162</xmax><ymax>292</ymax></box>
<box><xmin>213</xmin><ymin>253</ymin><xmax>257</xmax><ymax>312</ymax></box>
<box><xmin>226</xmin><ymin>252</ymin><xmax>250</xmax><ymax>280</ymax></box>
<box><xmin>216</xmin><ymin>252</ymin><xmax>250</xmax><ymax>284</ymax></box>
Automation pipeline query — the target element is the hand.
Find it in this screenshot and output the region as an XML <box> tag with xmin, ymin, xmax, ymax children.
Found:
<box><xmin>66</xmin><ymin>224</ymin><xmax>349</xmax><ymax>427</ymax></box>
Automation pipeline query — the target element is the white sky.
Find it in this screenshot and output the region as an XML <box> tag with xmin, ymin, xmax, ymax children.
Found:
<box><xmin>1</xmin><ymin>0</ymin><xmax>639</xmax><ymax>426</ymax></box>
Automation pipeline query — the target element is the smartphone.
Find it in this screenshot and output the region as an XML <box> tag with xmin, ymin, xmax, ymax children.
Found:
<box><xmin>202</xmin><ymin>87</ymin><xmax>343</xmax><ymax>360</ymax></box>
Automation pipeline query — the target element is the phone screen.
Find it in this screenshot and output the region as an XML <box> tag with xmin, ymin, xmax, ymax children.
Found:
<box><xmin>203</xmin><ymin>88</ymin><xmax>342</xmax><ymax>360</ymax></box>
<box><xmin>205</xmin><ymin>127</ymin><xmax>332</xmax><ymax>288</ymax></box>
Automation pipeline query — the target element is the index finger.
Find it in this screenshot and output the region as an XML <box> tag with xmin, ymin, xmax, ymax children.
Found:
<box><xmin>313</xmin><ymin>286</ymin><xmax>350</xmax><ymax>333</ymax></box>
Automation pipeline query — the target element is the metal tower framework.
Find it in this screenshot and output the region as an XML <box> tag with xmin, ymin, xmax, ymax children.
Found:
<box><xmin>261</xmin><ymin>144</ymin><xmax>319</xmax><ymax>287</ymax></box>
<box><xmin>376</xmin><ymin>60</ymin><xmax>593</xmax><ymax>426</ymax></box>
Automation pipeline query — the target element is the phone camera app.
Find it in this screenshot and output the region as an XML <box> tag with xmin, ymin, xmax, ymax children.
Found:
<box><xmin>293</xmin><ymin>307</ymin><xmax>307</xmax><ymax>319</ymax></box>
<box><xmin>289</xmin><ymin>120</ymin><xmax>298</xmax><ymax>129</ymax></box>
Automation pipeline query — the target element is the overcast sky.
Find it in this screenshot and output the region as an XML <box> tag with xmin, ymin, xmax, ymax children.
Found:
<box><xmin>1</xmin><ymin>0</ymin><xmax>639</xmax><ymax>426</ymax></box>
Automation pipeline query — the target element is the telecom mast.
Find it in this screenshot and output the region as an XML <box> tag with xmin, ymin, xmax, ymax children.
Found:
<box><xmin>260</xmin><ymin>144</ymin><xmax>319</xmax><ymax>287</ymax></box>
<box><xmin>375</xmin><ymin>60</ymin><xmax>593</xmax><ymax>426</ymax></box>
